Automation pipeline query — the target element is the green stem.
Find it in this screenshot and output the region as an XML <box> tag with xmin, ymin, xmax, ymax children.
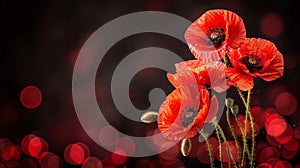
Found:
<box><xmin>234</xmin><ymin>115</ymin><xmax>251</xmax><ymax>159</ymax></box>
<box><xmin>215</xmin><ymin>126</ymin><xmax>224</xmax><ymax>168</ymax></box>
<box><xmin>226</xmin><ymin>108</ymin><xmax>241</xmax><ymax>163</ymax></box>
<box><xmin>198</xmin><ymin>128</ymin><xmax>215</xmax><ymax>168</ymax></box>
<box><xmin>246</xmin><ymin>90</ymin><xmax>255</xmax><ymax>168</ymax></box>
<box><xmin>213</xmin><ymin>120</ymin><xmax>237</xmax><ymax>168</ymax></box>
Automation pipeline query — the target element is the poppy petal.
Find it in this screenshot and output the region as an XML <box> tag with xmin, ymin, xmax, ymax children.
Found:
<box><xmin>225</xmin><ymin>67</ymin><xmax>254</xmax><ymax>91</ymax></box>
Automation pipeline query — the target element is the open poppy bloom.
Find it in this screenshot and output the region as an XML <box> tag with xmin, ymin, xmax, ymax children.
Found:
<box><xmin>167</xmin><ymin>60</ymin><xmax>230</xmax><ymax>92</ymax></box>
<box><xmin>185</xmin><ymin>9</ymin><xmax>246</xmax><ymax>63</ymax></box>
<box><xmin>226</xmin><ymin>38</ymin><xmax>284</xmax><ymax>91</ymax></box>
<box><xmin>157</xmin><ymin>85</ymin><xmax>210</xmax><ymax>140</ymax></box>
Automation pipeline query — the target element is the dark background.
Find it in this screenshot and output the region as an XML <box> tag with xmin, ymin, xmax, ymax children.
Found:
<box><xmin>1</xmin><ymin>0</ymin><xmax>299</xmax><ymax>167</ymax></box>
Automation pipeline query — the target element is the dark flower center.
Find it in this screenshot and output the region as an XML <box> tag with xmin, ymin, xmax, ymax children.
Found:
<box><xmin>205</xmin><ymin>28</ymin><xmax>226</xmax><ymax>48</ymax></box>
<box><xmin>242</xmin><ymin>55</ymin><xmax>263</xmax><ymax>73</ymax></box>
<box><xmin>182</xmin><ymin>108</ymin><xmax>199</xmax><ymax>128</ymax></box>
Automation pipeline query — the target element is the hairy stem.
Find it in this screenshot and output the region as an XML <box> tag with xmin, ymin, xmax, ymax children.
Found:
<box><xmin>215</xmin><ymin>126</ymin><xmax>224</xmax><ymax>168</ymax></box>
<box><xmin>226</xmin><ymin>108</ymin><xmax>241</xmax><ymax>163</ymax></box>
<box><xmin>198</xmin><ymin>128</ymin><xmax>215</xmax><ymax>168</ymax></box>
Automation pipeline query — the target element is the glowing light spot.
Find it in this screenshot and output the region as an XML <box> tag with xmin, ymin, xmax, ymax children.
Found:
<box><xmin>274</xmin><ymin>161</ymin><xmax>285</xmax><ymax>168</ymax></box>
<box><xmin>274</xmin><ymin>124</ymin><xmax>293</xmax><ymax>144</ymax></box>
<box><xmin>158</xmin><ymin>142</ymin><xmax>179</xmax><ymax>160</ymax></box>
<box><xmin>266</xmin><ymin>134</ymin><xmax>280</xmax><ymax>147</ymax></box>
<box><xmin>280</xmin><ymin>147</ymin><xmax>298</xmax><ymax>160</ymax></box>
<box><xmin>98</xmin><ymin>126</ymin><xmax>119</xmax><ymax>147</ymax></box>
<box><xmin>260</xmin><ymin>13</ymin><xmax>283</xmax><ymax>38</ymax></box>
<box><xmin>39</xmin><ymin>152</ymin><xmax>61</xmax><ymax>168</ymax></box>
<box><xmin>283</xmin><ymin>137</ymin><xmax>298</xmax><ymax>151</ymax></box>
<box><xmin>0</xmin><ymin>145</ymin><xmax>22</xmax><ymax>167</ymax></box>
<box><xmin>115</xmin><ymin>137</ymin><xmax>136</xmax><ymax>156</ymax></box>
<box><xmin>21</xmin><ymin>134</ymin><xmax>48</xmax><ymax>159</ymax></box>
<box><xmin>20</xmin><ymin>86</ymin><xmax>42</xmax><ymax>109</ymax></box>
<box><xmin>82</xmin><ymin>157</ymin><xmax>103</xmax><ymax>168</ymax></box>
<box><xmin>251</xmin><ymin>106</ymin><xmax>265</xmax><ymax>128</ymax></box>
<box><xmin>265</xmin><ymin>114</ymin><xmax>287</xmax><ymax>137</ymax></box>
<box><xmin>0</xmin><ymin>138</ymin><xmax>13</xmax><ymax>152</ymax></box>
<box><xmin>111</xmin><ymin>150</ymin><xmax>127</xmax><ymax>166</ymax></box>
<box><xmin>293</xmin><ymin>126</ymin><xmax>300</xmax><ymax>139</ymax></box>
<box><xmin>29</xmin><ymin>137</ymin><xmax>42</xmax><ymax>157</ymax></box>
<box><xmin>275</xmin><ymin>92</ymin><xmax>297</xmax><ymax>116</ymax></box>
<box><xmin>267</xmin><ymin>85</ymin><xmax>286</xmax><ymax>105</ymax></box>
<box><xmin>64</xmin><ymin>142</ymin><xmax>90</xmax><ymax>165</ymax></box>
<box><xmin>259</xmin><ymin>146</ymin><xmax>280</xmax><ymax>163</ymax></box>
<box><xmin>257</xmin><ymin>163</ymin><xmax>272</xmax><ymax>168</ymax></box>
<box><xmin>278</xmin><ymin>160</ymin><xmax>293</xmax><ymax>168</ymax></box>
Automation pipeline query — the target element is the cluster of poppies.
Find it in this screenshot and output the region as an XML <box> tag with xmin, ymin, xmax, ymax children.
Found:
<box><xmin>156</xmin><ymin>9</ymin><xmax>284</xmax><ymax>142</ymax></box>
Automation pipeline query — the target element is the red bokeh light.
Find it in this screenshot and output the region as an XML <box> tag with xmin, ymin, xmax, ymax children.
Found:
<box><xmin>266</xmin><ymin>134</ymin><xmax>280</xmax><ymax>147</ymax></box>
<box><xmin>98</xmin><ymin>125</ymin><xmax>119</xmax><ymax>147</ymax></box>
<box><xmin>293</xmin><ymin>126</ymin><xmax>300</xmax><ymax>139</ymax></box>
<box><xmin>215</xmin><ymin>141</ymin><xmax>239</xmax><ymax>163</ymax></box>
<box><xmin>21</xmin><ymin>134</ymin><xmax>48</xmax><ymax>159</ymax></box>
<box><xmin>260</xmin><ymin>13</ymin><xmax>283</xmax><ymax>38</ymax></box>
<box><xmin>39</xmin><ymin>152</ymin><xmax>62</xmax><ymax>168</ymax></box>
<box><xmin>115</xmin><ymin>137</ymin><xmax>136</xmax><ymax>156</ymax></box>
<box><xmin>110</xmin><ymin>150</ymin><xmax>127</xmax><ymax>166</ymax></box>
<box><xmin>158</xmin><ymin>142</ymin><xmax>179</xmax><ymax>160</ymax></box>
<box><xmin>64</xmin><ymin>142</ymin><xmax>90</xmax><ymax>165</ymax></box>
<box><xmin>82</xmin><ymin>157</ymin><xmax>103</xmax><ymax>168</ymax></box>
<box><xmin>0</xmin><ymin>138</ymin><xmax>13</xmax><ymax>152</ymax></box>
<box><xmin>20</xmin><ymin>85</ymin><xmax>42</xmax><ymax>109</ymax></box>
<box><xmin>274</xmin><ymin>123</ymin><xmax>293</xmax><ymax>144</ymax></box>
<box><xmin>275</xmin><ymin>92</ymin><xmax>297</xmax><ymax>116</ymax></box>
<box><xmin>0</xmin><ymin>145</ymin><xmax>22</xmax><ymax>167</ymax></box>
<box><xmin>259</xmin><ymin>146</ymin><xmax>280</xmax><ymax>163</ymax></box>
<box><xmin>265</xmin><ymin>114</ymin><xmax>286</xmax><ymax>137</ymax></box>
<box><xmin>256</xmin><ymin>163</ymin><xmax>272</xmax><ymax>168</ymax></box>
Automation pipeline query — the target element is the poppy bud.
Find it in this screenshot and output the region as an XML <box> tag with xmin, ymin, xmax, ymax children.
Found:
<box><xmin>181</xmin><ymin>138</ymin><xmax>192</xmax><ymax>156</ymax></box>
<box><xmin>230</xmin><ymin>105</ymin><xmax>239</xmax><ymax>115</ymax></box>
<box><xmin>225</xmin><ymin>97</ymin><xmax>234</xmax><ymax>108</ymax></box>
<box><xmin>140</xmin><ymin>111</ymin><xmax>158</xmax><ymax>124</ymax></box>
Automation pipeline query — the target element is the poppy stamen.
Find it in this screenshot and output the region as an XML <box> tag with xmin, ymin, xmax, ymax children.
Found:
<box><xmin>205</xmin><ymin>28</ymin><xmax>226</xmax><ymax>48</ymax></box>
<box><xmin>182</xmin><ymin>108</ymin><xmax>199</xmax><ymax>127</ymax></box>
<box><xmin>243</xmin><ymin>55</ymin><xmax>263</xmax><ymax>73</ymax></box>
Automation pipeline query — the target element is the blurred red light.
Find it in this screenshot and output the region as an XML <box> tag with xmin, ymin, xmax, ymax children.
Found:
<box><xmin>256</xmin><ymin>163</ymin><xmax>272</xmax><ymax>168</ymax></box>
<box><xmin>82</xmin><ymin>157</ymin><xmax>103</xmax><ymax>168</ymax></box>
<box><xmin>39</xmin><ymin>152</ymin><xmax>62</xmax><ymax>168</ymax></box>
<box><xmin>64</xmin><ymin>142</ymin><xmax>90</xmax><ymax>165</ymax></box>
<box><xmin>275</xmin><ymin>92</ymin><xmax>297</xmax><ymax>116</ymax></box>
<box><xmin>98</xmin><ymin>125</ymin><xmax>119</xmax><ymax>147</ymax></box>
<box><xmin>115</xmin><ymin>137</ymin><xmax>136</xmax><ymax>156</ymax></box>
<box><xmin>0</xmin><ymin>145</ymin><xmax>22</xmax><ymax>167</ymax></box>
<box><xmin>265</xmin><ymin>114</ymin><xmax>286</xmax><ymax>137</ymax></box>
<box><xmin>21</xmin><ymin>134</ymin><xmax>48</xmax><ymax>159</ymax></box>
<box><xmin>20</xmin><ymin>85</ymin><xmax>42</xmax><ymax>109</ymax></box>
<box><xmin>111</xmin><ymin>150</ymin><xmax>127</xmax><ymax>166</ymax></box>
<box><xmin>260</xmin><ymin>13</ymin><xmax>283</xmax><ymax>38</ymax></box>
<box><xmin>274</xmin><ymin>124</ymin><xmax>293</xmax><ymax>144</ymax></box>
<box><xmin>259</xmin><ymin>146</ymin><xmax>280</xmax><ymax>163</ymax></box>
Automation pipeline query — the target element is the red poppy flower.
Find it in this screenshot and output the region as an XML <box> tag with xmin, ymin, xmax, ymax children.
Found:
<box><xmin>226</xmin><ymin>38</ymin><xmax>284</xmax><ymax>91</ymax></box>
<box><xmin>167</xmin><ymin>60</ymin><xmax>230</xmax><ymax>92</ymax></box>
<box><xmin>157</xmin><ymin>85</ymin><xmax>210</xmax><ymax>140</ymax></box>
<box><xmin>185</xmin><ymin>9</ymin><xmax>246</xmax><ymax>63</ymax></box>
